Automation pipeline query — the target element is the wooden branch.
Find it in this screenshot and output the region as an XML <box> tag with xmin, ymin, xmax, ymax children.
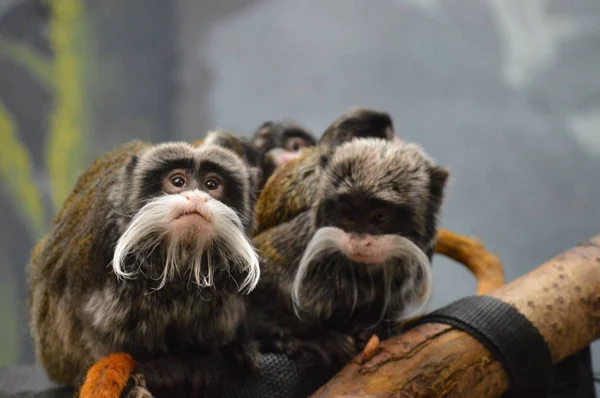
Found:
<box><xmin>311</xmin><ymin>235</ymin><xmax>600</xmax><ymax>398</ymax></box>
<box><xmin>435</xmin><ymin>229</ymin><xmax>505</xmax><ymax>295</ymax></box>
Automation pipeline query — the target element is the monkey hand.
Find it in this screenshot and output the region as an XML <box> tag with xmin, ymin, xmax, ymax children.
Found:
<box><xmin>221</xmin><ymin>340</ymin><xmax>261</xmax><ymax>376</ymax></box>
<box><xmin>136</xmin><ymin>342</ymin><xmax>259</xmax><ymax>398</ymax></box>
<box><xmin>121</xmin><ymin>373</ymin><xmax>153</xmax><ymax>398</ymax></box>
<box><xmin>263</xmin><ymin>327</ymin><xmax>358</xmax><ymax>368</ymax></box>
<box><xmin>137</xmin><ymin>355</ymin><xmax>224</xmax><ymax>398</ymax></box>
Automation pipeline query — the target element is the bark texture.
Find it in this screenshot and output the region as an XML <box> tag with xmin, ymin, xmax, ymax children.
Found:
<box><xmin>311</xmin><ymin>235</ymin><xmax>600</xmax><ymax>398</ymax></box>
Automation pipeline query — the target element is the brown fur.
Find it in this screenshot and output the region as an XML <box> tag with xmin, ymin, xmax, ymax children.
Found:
<box><xmin>29</xmin><ymin>141</ymin><xmax>149</xmax><ymax>385</ymax></box>
<box><xmin>254</xmin><ymin>146</ymin><xmax>326</xmax><ymax>235</ymax></box>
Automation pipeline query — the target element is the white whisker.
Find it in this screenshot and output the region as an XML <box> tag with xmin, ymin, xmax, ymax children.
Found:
<box><xmin>390</xmin><ymin>238</ymin><xmax>432</xmax><ymax>322</ymax></box>
<box><xmin>347</xmin><ymin>261</ymin><xmax>358</xmax><ymax>322</ymax></box>
<box><xmin>112</xmin><ymin>190</ymin><xmax>260</xmax><ymax>293</ymax></box>
<box><xmin>292</xmin><ymin>227</ymin><xmax>346</xmax><ymax>318</ymax></box>
<box><xmin>292</xmin><ymin>226</ymin><xmax>432</xmax><ymax>326</ymax></box>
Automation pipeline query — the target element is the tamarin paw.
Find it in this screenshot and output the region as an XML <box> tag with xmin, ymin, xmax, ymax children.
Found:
<box><xmin>122</xmin><ymin>373</ymin><xmax>153</xmax><ymax>398</ymax></box>
<box><xmin>222</xmin><ymin>340</ymin><xmax>261</xmax><ymax>375</ymax></box>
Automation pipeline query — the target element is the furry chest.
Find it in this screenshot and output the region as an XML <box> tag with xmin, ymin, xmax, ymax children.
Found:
<box><xmin>84</xmin><ymin>285</ymin><xmax>246</xmax><ymax>355</ymax></box>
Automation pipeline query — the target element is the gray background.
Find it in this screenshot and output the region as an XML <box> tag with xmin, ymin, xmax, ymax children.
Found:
<box><xmin>0</xmin><ymin>0</ymin><xmax>598</xmax><ymax>394</ymax></box>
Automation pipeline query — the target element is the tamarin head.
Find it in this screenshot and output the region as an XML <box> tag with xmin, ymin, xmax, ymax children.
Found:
<box><xmin>292</xmin><ymin>138</ymin><xmax>449</xmax><ymax>327</ymax></box>
<box><xmin>318</xmin><ymin>107</ymin><xmax>397</xmax><ymax>148</ymax></box>
<box><xmin>202</xmin><ymin>129</ymin><xmax>263</xmax><ymax>168</ymax></box>
<box><xmin>109</xmin><ymin>142</ymin><xmax>260</xmax><ymax>293</ymax></box>
<box><xmin>252</xmin><ymin>120</ymin><xmax>317</xmax><ymax>171</ymax></box>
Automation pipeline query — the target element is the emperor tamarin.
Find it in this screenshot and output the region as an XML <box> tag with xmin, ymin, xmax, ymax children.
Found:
<box><xmin>250</xmin><ymin>137</ymin><xmax>449</xmax><ymax>367</ymax></box>
<box><xmin>28</xmin><ymin>140</ymin><xmax>261</xmax><ymax>397</ymax></box>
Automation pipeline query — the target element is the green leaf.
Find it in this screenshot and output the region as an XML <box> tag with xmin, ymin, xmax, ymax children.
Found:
<box><xmin>0</xmin><ymin>100</ymin><xmax>46</xmax><ymax>238</ymax></box>
<box><xmin>0</xmin><ymin>34</ymin><xmax>54</xmax><ymax>89</ymax></box>
<box><xmin>47</xmin><ymin>0</ymin><xmax>89</xmax><ymax>211</ymax></box>
<box><xmin>0</xmin><ymin>241</ymin><xmax>19</xmax><ymax>366</ymax></box>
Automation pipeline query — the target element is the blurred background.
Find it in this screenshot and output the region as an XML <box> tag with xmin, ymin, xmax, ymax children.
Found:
<box><xmin>0</xmin><ymin>0</ymin><xmax>598</xmax><ymax>393</ymax></box>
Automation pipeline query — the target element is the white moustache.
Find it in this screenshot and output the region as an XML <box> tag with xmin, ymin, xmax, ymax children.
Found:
<box><xmin>111</xmin><ymin>190</ymin><xmax>260</xmax><ymax>293</ymax></box>
<box><xmin>291</xmin><ymin>226</ymin><xmax>432</xmax><ymax>322</ymax></box>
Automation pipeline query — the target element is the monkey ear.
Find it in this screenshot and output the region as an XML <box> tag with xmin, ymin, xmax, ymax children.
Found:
<box><xmin>256</xmin><ymin>121</ymin><xmax>274</xmax><ymax>132</ymax></box>
<box><xmin>124</xmin><ymin>155</ymin><xmax>140</xmax><ymax>178</ymax></box>
<box><xmin>429</xmin><ymin>166</ymin><xmax>450</xmax><ymax>198</ymax></box>
<box><xmin>252</xmin><ymin>122</ymin><xmax>273</xmax><ymax>148</ymax></box>
<box><xmin>248</xmin><ymin>166</ymin><xmax>263</xmax><ymax>192</ymax></box>
<box><xmin>386</xmin><ymin>126</ymin><xmax>401</xmax><ymax>141</ymax></box>
<box><xmin>319</xmin><ymin>149</ymin><xmax>334</xmax><ymax>169</ymax></box>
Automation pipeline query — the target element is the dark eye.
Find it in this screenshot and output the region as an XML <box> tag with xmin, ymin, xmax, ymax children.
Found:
<box><xmin>170</xmin><ymin>175</ymin><xmax>187</xmax><ymax>188</ymax></box>
<box><xmin>286</xmin><ymin>138</ymin><xmax>305</xmax><ymax>152</ymax></box>
<box><xmin>205</xmin><ymin>178</ymin><xmax>220</xmax><ymax>191</ymax></box>
<box><xmin>370</xmin><ymin>210</ymin><xmax>389</xmax><ymax>225</ymax></box>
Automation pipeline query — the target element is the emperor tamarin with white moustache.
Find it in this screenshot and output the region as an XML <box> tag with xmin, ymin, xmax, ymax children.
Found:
<box><xmin>251</xmin><ymin>138</ymin><xmax>449</xmax><ymax>367</ymax></box>
<box><xmin>28</xmin><ymin>141</ymin><xmax>261</xmax><ymax>397</ymax></box>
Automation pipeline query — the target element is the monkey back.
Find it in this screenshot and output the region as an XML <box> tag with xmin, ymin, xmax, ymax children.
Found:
<box><xmin>254</xmin><ymin>147</ymin><xmax>326</xmax><ymax>235</ymax></box>
<box><xmin>28</xmin><ymin>140</ymin><xmax>151</xmax><ymax>385</ymax></box>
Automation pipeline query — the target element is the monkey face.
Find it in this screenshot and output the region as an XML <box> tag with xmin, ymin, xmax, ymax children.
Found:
<box><xmin>253</xmin><ymin>121</ymin><xmax>316</xmax><ymax>169</ymax></box>
<box><xmin>202</xmin><ymin>129</ymin><xmax>264</xmax><ymax>168</ymax></box>
<box><xmin>292</xmin><ymin>138</ymin><xmax>449</xmax><ymax>326</ymax></box>
<box><xmin>110</xmin><ymin>142</ymin><xmax>260</xmax><ymax>293</ymax></box>
<box><xmin>313</xmin><ymin>138</ymin><xmax>449</xmax><ymax>250</ymax></box>
<box><xmin>313</xmin><ymin>194</ymin><xmax>419</xmax><ymax>265</ymax></box>
<box><xmin>317</xmin><ymin>194</ymin><xmax>414</xmax><ymax>236</ymax></box>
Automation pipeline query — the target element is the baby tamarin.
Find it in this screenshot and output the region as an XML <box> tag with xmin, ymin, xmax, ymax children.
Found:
<box><xmin>251</xmin><ymin>120</ymin><xmax>316</xmax><ymax>182</ymax></box>
<box><xmin>249</xmin><ymin>137</ymin><xmax>449</xmax><ymax>367</ymax></box>
<box><xmin>28</xmin><ymin>140</ymin><xmax>261</xmax><ymax>397</ymax></box>
<box><xmin>194</xmin><ymin>120</ymin><xmax>316</xmax><ymax>191</ymax></box>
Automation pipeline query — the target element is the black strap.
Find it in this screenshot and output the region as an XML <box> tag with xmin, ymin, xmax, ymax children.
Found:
<box><xmin>411</xmin><ymin>295</ymin><xmax>554</xmax><ymax>397</ymax></box>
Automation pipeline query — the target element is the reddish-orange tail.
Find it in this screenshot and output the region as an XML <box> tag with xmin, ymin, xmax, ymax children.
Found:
<box><xmin>79</xmin><ymin>353</ymin><xmax>137</xmax><ymax>398</ymax></box>
<box><xmin>435</xmin><ymin>229</ymin><xmax>505</xmax><ymax>295</ymax></box>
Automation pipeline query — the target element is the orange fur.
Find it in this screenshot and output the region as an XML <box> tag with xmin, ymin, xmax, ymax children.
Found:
<box><xmin>79</xmin><ymin>353</ymin><xmax>137</xmax><ymax>398</ymax></box>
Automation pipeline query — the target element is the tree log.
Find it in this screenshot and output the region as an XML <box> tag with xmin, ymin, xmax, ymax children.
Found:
<box><xmin>311</xmin><ymin>235</ymin><xmax>600</xmax><ymax>397</ymax></box>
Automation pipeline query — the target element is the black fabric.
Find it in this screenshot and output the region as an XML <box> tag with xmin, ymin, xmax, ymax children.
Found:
<box><xmin>0</xmin><ymin>353</ymin><xmax>338</xmax><ymax>398</ymax></box>
<box><xmin>411</xmin><ymin>295</ymin><xmax>555</xmax><ymax>397</ymax></box>
<box><xmin>547</xmin><ymin>346</ymin><xmax>596</xmax><ymax>398</ymax></box>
